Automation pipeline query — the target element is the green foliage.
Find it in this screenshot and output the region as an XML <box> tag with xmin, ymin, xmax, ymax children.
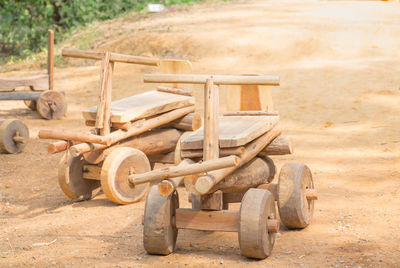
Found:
<box><xmin>0</xmin><ymin>0</ymin><xmax>203</xmax><ymax>63</ymax></box>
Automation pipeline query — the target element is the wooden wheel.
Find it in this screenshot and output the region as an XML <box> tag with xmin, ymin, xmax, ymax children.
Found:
<box><xmin>239</xmin><ymin>188</ymin><xmax>277</xmax><ymax>259</ymax></box>
<box><xmin>277</xmin><ymin>162</ymin><xmax>314</xmax><ymax>229</ymax></box>
<box><xmin>143</xmin><ymin>185</ymin><xmax>179</xmax><ymax>255</ymax></box>
<box><xmin>100</xmin><ymin>147</ymin><xmax>151</xmax><ymax>205</ymax></box>
<box><xmin>36</xmin><ymin>91</ymin><xmax>67</xmax><ymax>119</ymax></box>
<box><xmin>0</xmin><ymin>119</ymin><xmax>29</xmax><ymax>154</ymax></box>
<box><xmin>58</xmin><ymin>153</ymin><xmax>100</xmax><ymax>200</ymax></box>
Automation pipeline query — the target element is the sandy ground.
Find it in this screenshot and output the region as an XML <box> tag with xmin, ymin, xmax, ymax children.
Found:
<box><xmin>1</xmin><ymin>0</ymin><xmax>400</xmax><ymax>267</ymax></box>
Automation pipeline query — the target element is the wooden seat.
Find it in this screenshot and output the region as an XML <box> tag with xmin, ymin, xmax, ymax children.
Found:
<box><xmin>82</xmin><ymin>90</ymin><xmax>195</xmax><ymax>123</ymax></box>
<box><xmin>181</xmin><ymin>115</ymin><xmax>279</xmax><ymax>149</ymax></box>
<box><xmin>0</xmin><ymin>74</ymin><xmax>49</xmax><ymax>91</ymax></box>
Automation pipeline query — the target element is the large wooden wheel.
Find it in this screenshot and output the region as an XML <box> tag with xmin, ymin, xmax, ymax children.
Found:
<box><xmin>58</xmin><ymin>153</ymin><xmax>100</xmax><ymax>200</ymax></box>
<box><xmin>239</xmin><ymin>188</ymin><xmax>277</xmax><ymax>259</ymax></box>
<box><xmin>100</xmin><ymin>147</ymin><xmax>151</xmax><ymax>205</ymax></box>
<box><xmin>36</xmin><ymin>91</ymin><xmax>67</xmax><ymax>119</ymax></box>
<box><xmin>0</xmin><ymin>119</ymin><xmax>29</xmax><ymax>154</ymax></box>
<box><xmin>277</xmin><ymin>162</ymin><xmax>314</xmax><ymax>229</ymax></box>
<box><xmin>143</xmin><ymin>185</ymin><xmax>179</xmax><ymax>255</ymax></box>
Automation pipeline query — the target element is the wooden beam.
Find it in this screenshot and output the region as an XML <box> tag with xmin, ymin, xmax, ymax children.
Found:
<box><xmin>180</xmin><ymin>146</ymin><xmax>245</xmax><ymax>159</ymax></box>
<box><xmin>156</xmin><ymin>86</ymin><xmax>192</xmax><ymax>96</ymax></box>
<box><xmin>143</xmin><ymin>74</ymin><xmax>280</xmax><ymax>86</ymax></box>
<box><xmin>191</xmin><ymin>190</ymin><xmax>224</xmax><ymax>210</ymax></box>
<box><xmin>0</xmin><ymin>91</ymin><xmax>42</xmax><ymax>100</ymax></box>
<box><xmin>38</xmin><ymin>130</ymin><xmax>111</xmax><ymax>145</ymax></box>
<box><xmin>61</xmin><ymin>49</ymin><xmax>160</xmax><ymax>66</ymax></box>
<box><xmin>47</xmin><ymin>29</ymin><xmax>54</xmax><ymax>90</ymax></box>
<box><xmin>0</xmin><ymin>74</ymin><xmax>49</xmax><ymax>91</ymax></box>
<box><xmin>69</xmin><ymin>105</ymin><xmax>195</xmax><ymax>157</ymax></box>
<box><xmin>175</xmin><ymin>208</ymin><xmax>239</xmax><ymax>232</ymax></box>
<box><xmin>129</xmin><ymin>155</ymin><xmax>239</xmax><ymax>185</ymax></box>
<box><xmin>203</xmin><ymin>78</ymin><xmax>219</xmax><ymax>161</ymax></box>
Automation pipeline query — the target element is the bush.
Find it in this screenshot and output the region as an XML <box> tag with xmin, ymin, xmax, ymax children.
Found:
<box><xmin>0</xmin><ymin>0</ymin><xmax>201</xmax><ymax>62</ymax></box>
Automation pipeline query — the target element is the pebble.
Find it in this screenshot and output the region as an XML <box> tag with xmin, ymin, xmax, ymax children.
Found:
<box><xmin>5</xmin><ymin>202</ymin><xmax>10</xmax><ymax>206</ymax></box>
<box><xmin>136</xmin><ymin>256</ymin><xmax>142</xmax><ymax>261</ymax></box>
<box><xmin>338</xmin><ymin>260</ymin><xmax>344</xmax><ymax>263</ymax></box>
<box><xmin>220</xmin><ymin>260</ymin><xmax>224</xmax><ymax>264</ymax></box>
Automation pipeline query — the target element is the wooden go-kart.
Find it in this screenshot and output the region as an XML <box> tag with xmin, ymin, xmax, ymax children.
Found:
<box><xmin>0</xmin><ymin>118</ymin><xmax>29</xmax><ymax>154</ymax></box>
<box><xmin>0</xmin><ymin>30</ymin><xmax>67</xmax><ymax>119</ymax></box>
<box><xmin>38</xmin><ymin>49</ymin><xmax>200</xmax><ymax>204</ymax></box>
<box><xmin>126</xmin><ymin>73</ymin><xmax>318</xmax><ymax>259</ymax></box>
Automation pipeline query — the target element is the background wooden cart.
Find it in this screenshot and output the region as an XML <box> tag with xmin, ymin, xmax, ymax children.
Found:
<box><xmin>128</xmin><ymin>73</ymin><xmax>318</xmax><ymax>259</ymax></box>
<box><xmin>0</xmin><ymin>30</ymin><xmax>67</xmax><ymax>119</ymax></box>
<box><xmin>39</xmin><ymin>49</ymin><xmax>201</xmax><ymax>204</ymax></box>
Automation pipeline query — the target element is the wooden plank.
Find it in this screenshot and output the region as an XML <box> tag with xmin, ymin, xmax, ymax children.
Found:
<box><xmin>0</xmin><ymin>91</ymin><xmax>42</xmax><ymax>100</ymax></box>
<box><xmin>203</xmin><ymin>78</ymin><xmax>219</xmax><ymax>161</ymax></box>
<box><xmin>82</xmin><ymin>90</ymin><xmax>195</xmax><ymax>123</ymax></box>
<box><xmin>0</xmin><ymin>74</ymin><xmax>49</xmax><ymax>91</ymax></box>
<box><xmin>181</xmin><ymin>115</ymin><xmax>279</xmax><ymax>149</ymax></box>
<box><xmin>175</xmin><ymin>208</ymin><xmax>239</xmax><ymax>232</ymax></box>
<box><xmin>47</xmin><ymin>29</ymin><xmax>54</xmax><ymax>90</ymax></box>
<box><xmin>82</xmin><ymin>165</ymin><xmax>101</xmax><ymax>180</ymax></box>
<box><xmin>157</xmin><ymin>86</ymin><xmax>192</xmax><ymax>96</ymax></box>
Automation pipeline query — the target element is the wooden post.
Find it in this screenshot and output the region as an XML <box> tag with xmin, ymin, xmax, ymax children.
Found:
<box><xmin>203</xmin><ymin>78</ymin><xmax>219</xmax><ymax>161</ymax></box>
<box><xmin>96</xmin><ymin>52</ymin><xmax>112</xmax><ymax>134</ymax></box>
<box><xmin>47</xmin><ymin>29</ymin><xmax>54</xmax><ymax>90</ymax></box>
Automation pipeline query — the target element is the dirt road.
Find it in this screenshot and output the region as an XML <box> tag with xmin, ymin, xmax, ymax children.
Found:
<box><xmin>1</xmin><ymin>0</ymin><xmax>400</xmax><ymax>267</ymax></box>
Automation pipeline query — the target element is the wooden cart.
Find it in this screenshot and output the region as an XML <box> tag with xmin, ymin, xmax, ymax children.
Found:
<box><xmin>38</xmin><ymin>49</ymin><xmax>201</xmax><ymax>205</ymax></box>
<box><xmin>128</xmin><ymin>74</ymin><xmax>318</xmax><ymax>259</ymax></box>
<box><xmin>0</xmin><ymin>30</ymin><xmax>67</xmax><ymax>119</ymax></box>
<box><xmin>0</xmin><ymin>118</ymin><xmax>29</xmax><ymax>154</ymax></box>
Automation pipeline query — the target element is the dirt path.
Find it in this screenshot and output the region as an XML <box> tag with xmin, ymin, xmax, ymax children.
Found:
<box><xmin>1</xmin><ymin>0</ymin><xmax>400</xmax><ymax>267</ymax></box>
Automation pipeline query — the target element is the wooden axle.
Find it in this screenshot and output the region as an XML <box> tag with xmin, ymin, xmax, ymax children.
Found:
<box><xmin>194</xmin><ymin>124</ymin><xmax>282</xmax><ymax>195</ymax></box>
<box><xmin>62</xmin><ymin>49</ymin><xmax>160</xmax><ymax>66</ymax></box>
<box><xmin>259</xmin><ymin>183</ymin><xmax>319</xmax><ymax>201</ymax></box>
<box><xmin>69</xmin><ymin>105</ymin><xmax>195</xmax><ymax>157</ymax></box>
<box><xmin>129</xmin><ymin>155</ymin><xmax>239</xmax><ymax>185</ymax></box>
<box><xmin>143</xmin><ymin>74</ymin><xmax>280</xmax><ymax>86</ymax></box>
<box><xmin>12</xmin><ymin>135</ymin><xmax>27</xmax><ymax>144</ymax></box>
<box><xmin>175</xmin><ymin>208</ymin><xmax>279</xmax><ymax>233</ymax></box>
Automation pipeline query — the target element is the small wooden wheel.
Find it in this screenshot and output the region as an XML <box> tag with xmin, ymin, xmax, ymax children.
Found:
<box><xmin>0</xmin><ymin>119</ymin><xmax>29</xmax><ymax>154</ymax></box>
<box><xmin>100</xmin><ymin>147</ymin><xmax>151</xmax><ymax>205</ymax></box>
<box><xmin>58</xmin><ymin>153</ymin><xmax>100</xmax><ymax>200</ymax></box>
<box><xmin>277</xmin><ymin>162</ymin><xmax>315</xmax><ymax>229</ymax></box>
<box><xmin>143</xmin><ymin>185</ymin><xmax>179</xmax><ymax>255</ymax></box>
<box><xmin>24</xmin><ymin>100</ymin><xmax>37</xmax><ymax>111</ymax></box>
<box><xmin>36</xmin><ymin>91</ymin><xmax>67</xmax><ymax>119</ymax></box>
<box><xmin>239</xmin><ymin>188</ymin><xmax>277</xmax><ymax>259</ymax></box>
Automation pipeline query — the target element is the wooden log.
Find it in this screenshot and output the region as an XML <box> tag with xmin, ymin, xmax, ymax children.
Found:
<box><xmin>157</xmin><ymin>86</ymin><xmax>192</xmax><ymax>96</ymax></box>
<box><xmin>47</xmin><ymin>29</ymin><xmax>54</xmax><ymax>90</ymax></box>
<box><xmin>169</xmin><ymin>113</ymin><xmax>202</xmax><ymax>131</ymax></box>
<box><xmin>38</xmin><ymin>130</ymin><xmax>111</xmax><ymax>145</ymax></box>
<box><xmin>175</xmin><ymin>208</ymin><xmax>239</xmax><ymax>232</ymax></box>
<box><xmin>158</xmin><ymin>159</ymin><xmax>194</xmax><ymax>197</ymax></box>
<box><xmin>180</xmin><ymin>146</ymin><xmax>245</xmax><ymax>158</ymax></box>
<box><xmin>203</xmin><ymin>79</ymin><xmax>219</xmax><ymax>161</ymax></box>
<box><xmin>223</xmin><ymin>111</ymin><xmax>279</xmax><ymax>116</ymax></box>
<box><xmin>148</xmin><ymin>151</ymin><xmax>175</xmax><ymax>164</ymax></box>
<box><xmin>0</xmin><ymin>75</ymin><xmax>49</xmax><ymax>91</ymax></box>
<box><xmin>129</xmin><ymin>155</ymin><xmax>239</xmax><ymax>185</ymax></box>
<box><xmin>143</xmin><ymin>74</ymin><xmax>280</xmax><ymax>86</ymax></box>
<box><xmin>69</xmin><ymin>105</ymin><xmax>195</xmax><ymax>157</ymax></box>
<box><xmin>85</xmin><ymin>120</ymin><xmax>132</xmax><ymax>131</ymax></box>
<box><xmin>258</xmin><ymin>135</ymin><xmax>293</xmax><ymax>156</ymax></box>
<box><xmin>0</xmin><ymin>91</ymin><xmax>42</xmax><ymax>100</ymax></box>
<box><xmin>194</xmin><ymin>124</ymin><xmax>282</xmax><ymax>195</ymax></box>
<box><xmin>48</xmin><ymin>140</ymin><xmax>80</xmax><ymax>154</ymax></box>
<box><xmin>61</xmin><ymin>49</ymin><xmax>160</xmax><ymax>66</ymax></box>
<box><xmin>211</xmin><ymin>157</ymin><xmax>275</xmax><ymax>193</ymax></box>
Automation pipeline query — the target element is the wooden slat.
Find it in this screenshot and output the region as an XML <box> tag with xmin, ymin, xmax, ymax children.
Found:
<box><xmin>181</xmin><ymin>115</ymin><xmax>279</xmax><ymax>149</ymax></box>
<box><xmin>175</xmin><ymin>208</ymin><xmax>239</xmax><ymax>232</ymax></box>
<box><xmin>0</xmin><ymin>74</ymin><xmax>49</xmax><ymax>91</ymax></box>
<box><xmin>82</xmin><ymin>90</ymin><xmax>195</xmax><ymax>123</ymax></box>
